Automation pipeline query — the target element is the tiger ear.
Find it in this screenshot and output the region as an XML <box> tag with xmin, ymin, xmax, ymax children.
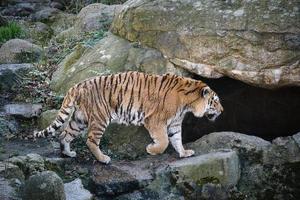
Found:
<box><xmin>201</xmin><ymin>86</ymin><xmax>210</xmax><ymax>97</ymax></box>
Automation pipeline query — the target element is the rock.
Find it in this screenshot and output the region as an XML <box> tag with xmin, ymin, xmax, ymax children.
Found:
<box><xmin>0</xmin><ymin>63</ymin><xmax>34</xmax><ymax>92</ymax></box>
<box><xmin>31</xmin><ymin>7</ymin><xmax>61</xmax><ymax>23</ymax></box>
<box><xmin>263</xmin><ymin>133</ymin><xmax>300</xmax><ymax>165</ymax></box>
<box><xmin>7</xmin><ymin>153</ymin><xmax>45</xmax><ymax>177</ymax></box>
<box><xmin>23</xmin><ymin>171</ymin><xmax>66</xmax><ymax>200</ymax></box>
<box><xmin>50</xmin><ymin>12</ymin><xmax>76</xmax><ymax>35</ymax></box>
<box><xmin>0</xmin><ymin>177</ymin><xmax>20</xmax><ymax>200</ymax></box>
<box><xmin>64</xmin><ymin>178</ymin><xmax>92</xmax><ymax>200</ymax></box>
<box><xmin>0</xmin><ymin>39</ymin><xmax>43</xmax><ymax>64</ymax></box>
<box><xmin>169</xmin><ymin>150</ymin><xmax>240</xmax><ymax>188</ymax></box>
<box><xmin>111</xmin><ymin>0</ymin><xmax>300</xmax><ymax>89</ymax></box>
<box><xmin>50</xmin><ymin>2</ymin><xmax>64</xmax><ymax>10</ymax></box>
<box><xmin>30</xmin><ymin>22</ymin><xmax>53</xmax><ymax>45</ymax></box>
<box><xmin>90</xmin><ymin>158</ymin><xmax>154</xmax><ymax>196</ymax></box>
<box><xmin>187</xmin><ymin>132</ymin><xmax>271</xmax><ymax>164</ymax></box>
<box><xmin>0</xmin><ymin>116</ymin><xmax>19</xmax><ymax>137</ymax></box>
<box><xmin>38</xmin><ymin>109</ymin><xmax>58</xmax><ymax>129</ymax></box>
<box><xmin>4</xmin><ymin>104</ymin><xmax>42</xmax><ymax>118</ymax></box>
<box><xmin>0</xmin><ymin>162</ymin><xmax>24</xmax><ymax>181</ymax></box>
<box><xmin>50</xmin><ymin>33</ymin><xmax>171</xmax><ymax>95</ymax></box>
<box><xmin>75</xmin><ymin>3</ymin><xmax>122</xmax><ymax>33</ymax></box>
<box><xmin>104</xmin><ymin>123</ymin><xmax>151</xmax><ymax>160</ymax></box>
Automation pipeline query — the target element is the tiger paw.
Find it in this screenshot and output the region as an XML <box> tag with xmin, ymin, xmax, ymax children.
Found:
<box><xmin>62</xmin><ymin>150</ymin><xmax>77</xmax><ymax>158</ymax></box>
<box><xmin>146</xmin><ymin>144</ymin><xmax>157</xmax><ymax>155</ymax></box>
<box><xmin>99</xmin><ymin>155</ymin><xmax>111</xmax><ymax>164</ymax></box>
<box><xmin>179</xmin><ymin>149</ymin><xmax>195</xmax><ymax>158</ymax></box>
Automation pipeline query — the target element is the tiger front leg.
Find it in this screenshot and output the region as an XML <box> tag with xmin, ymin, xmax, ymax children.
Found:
<box><xmin>168</xmin><ymin>121</ymin><xmax>194</xmax><ymax>158</ymax></box>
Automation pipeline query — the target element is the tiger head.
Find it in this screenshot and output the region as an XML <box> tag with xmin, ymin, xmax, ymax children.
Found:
<box><xmin>189</xmin><ymin>86</ymin><xmax>223</xmax><ymax>121</ymax></box>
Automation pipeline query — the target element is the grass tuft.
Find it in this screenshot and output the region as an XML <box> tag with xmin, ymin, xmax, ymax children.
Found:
<box><xmin>0</xmin><ymin>22</ymin><xmax>23</xmax><ymax>43</ymax></box>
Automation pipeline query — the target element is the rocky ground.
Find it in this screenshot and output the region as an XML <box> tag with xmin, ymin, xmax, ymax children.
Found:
<box><xmin>0</xmin><ymin>0</ymin><xmax>299</xmax><ymax>199</ymax></box>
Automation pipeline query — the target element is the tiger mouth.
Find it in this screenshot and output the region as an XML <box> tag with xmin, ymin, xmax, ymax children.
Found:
<box><xmin>206</xmin><ymin>113</ymin><xmax>218</xmax><ymax>121</ymax></box>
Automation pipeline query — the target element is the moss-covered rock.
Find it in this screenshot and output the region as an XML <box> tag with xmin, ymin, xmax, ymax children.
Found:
<box><xmin>104</xmin><ymin>123</ymin><xmax>151</xmax><ymax>160</ymax></box>
<box><xmin>50</xmin><ymin>33</ymin><xmax>170</xmax><ymax>95</ymax></box>
<box><xmin>74</xmin><ymin>3</ymin><xmax>122</xmax><ymax>33</ymax></box>
<box><xmin>0</xmin><ymin>39</ymin><xmax>43</xmax><ymax>64</ymax></box>
<box><xmin>111</xmin><ymin>0</ymin><xmax>300</xmax><ymax>88</ymax></box>
<box><xmin>38</xmin><ymin>109</ymin><xmax>58</xmax><ymax>129</ymax></box>
<box><xmin>0</xmin><ymin>162</ymin><xmax>24</xmax><ymax>181</ymax></box>
<box><xmin>23</xmin><ymin>171</ymin><xmax>66</xmax><ymax>200</ymax></box>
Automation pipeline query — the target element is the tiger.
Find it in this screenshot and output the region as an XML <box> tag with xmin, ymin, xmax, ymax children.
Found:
<box><xmin>34</xmin><ymin>71</ymin><xmax>223</xmax><ymax>164</ymax></box>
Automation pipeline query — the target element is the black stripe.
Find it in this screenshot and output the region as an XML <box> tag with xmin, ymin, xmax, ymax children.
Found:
<box><xmin>144</xmin><ymin>75</ymin><xmax>149</xmax><ymax>89</ymax></box>
<box><xmin>168</xmin><ymin>130</ymin><xmax>180</xmax><ymax>137</ymax></box>
<box><xmin>69</xmin><ymin>122</ymin><xmax>79</xmax><ymax>131</ymax></box>
<box><xmin>158</xmin><ymin>76</ymin><xmax>167</xmax><ymax>92</ymax></box>
<box><xmin>57</xmin><ymin>115</ymin><xmax>64</xmax><ymax>123</ymax></box>
<box><xmin>52</xmin><ymin>123</ymin><xmax>59</xmax><ymax>130</ymax></box>
<box><xmin>61</xmin><ymin>109</ymin><xmax>69</xmax><ymax>115</ymax></box>
<box><xmin>184</xmin><ymin>87</ymin><xmax>199</xmax><ymax>95</ymax></box>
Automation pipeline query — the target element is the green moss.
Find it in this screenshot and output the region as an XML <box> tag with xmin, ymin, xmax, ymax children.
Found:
<box><xmin>63</xmin><ymin>44</ymin><xmax>85</xmax><ymax>71</ymax></box>
<box><xmin>0</xmin><ymin>22</ymin><xmax>23</xmax><ymax>43</ymax></box>
<box><xmin>197</xmin><ymin>177</ymin><xmax>220</xmax><ymax>186</ymax></box>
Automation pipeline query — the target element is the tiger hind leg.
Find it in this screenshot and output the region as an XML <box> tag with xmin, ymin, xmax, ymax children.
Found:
<box><xmin>86</xmin><ymin>123</ymin><xmax>111</xmax><ymax>164</ymax></box>
<box><xmin>59</xmin><ymin>110</ymin><xmax>87</xmax><ymax>158</ymax></box>
<box><xmin>145</xmin><ymin>122</ymin><xmax>169</xmax><ymax>155</ymax></box>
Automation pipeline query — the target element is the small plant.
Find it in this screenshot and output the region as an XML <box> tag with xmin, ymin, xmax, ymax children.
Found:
<box><xmin>0</xmin><ymin>22</ymin><xmax>23</xmax><ymax>43</ymax></box>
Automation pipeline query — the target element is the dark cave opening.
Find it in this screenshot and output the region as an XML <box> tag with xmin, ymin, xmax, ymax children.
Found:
<box><xmin>182</xmin><ymin>76</ymin><xmax>300</xmax><ymax>143</ymax></box>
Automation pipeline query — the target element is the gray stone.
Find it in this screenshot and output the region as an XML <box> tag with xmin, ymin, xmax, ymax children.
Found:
<box><xmin>91</xmin><ymin>158</ymin><xmax>154</xmax><ymax>196</ymax></box>
<box><xmin>29</xmin><ymin>22</ymin><xmax>53</xmax><ymax>45</ymax></box>
<box><xmin>64</xmin><ymin>178</ymin><xmax>92</xmax><ymax>200</ymax></box>
<box><xmin>0</xmin><ymin>63</ymin><xmax>34</xmax><ymax>92</ymax></box>
<box><xmin>263</xmin><ymin>135</ymin><xmax>300</xmax><ymax>165</ymax></box>
<box><xmin>0</xmin><ymin>63</ymin><xmax>34</xmax><ymax>75</ymax></box>
<box><xmin>31</xmin><ymin>7</ymin><xmax>61</xmax><ymax>23</ymax></box>
<box><xmin>0</xmin><ymin>39</ymin><xmax>43</xmax><ymax>64</ymax></box>
<box><xmin>187</xmin><ymin>132</ymin><xmax>271</xmax><ymax>164</ymax></box>
<box><xmin>0</xmin><ymin>162</ymin><xmax>24</xmax><ymax>181</ymax></box>
<box><xmin>75</xmin><ymin>3</ymin><xmax>122</xmax><ymax>33</ymax></box>
<box><xmin>23</xmin><ymin>171</ymin><xmax>66</xmax><ymax>200</ymax></box>
<box><xmin>4</xmin><ymin>104</ymin><xmax>42</xmax><ymax>118</ymax></box>
<box><xmin>0</xmin><ymin>116</ymin><xmax>19</xmax><ymax>137</ymax></box>
<box><xmin>169</xmin><ymin>150</ymin><xmax>240</xmax><ymax>188</ymax></box>
<box><xmin>111</xmin><ymin>0</ymin><xmax>300</xmax><ymax>88</ymax></box>
<box><xmin>7</xmin><ymin>153</ymin><xmax>45</xmax><ymax>177</ymax></box>
<box><xmin>0</xmin><ymin>177</ymin><xmax>21</xmax><ymax>200</ymax></box>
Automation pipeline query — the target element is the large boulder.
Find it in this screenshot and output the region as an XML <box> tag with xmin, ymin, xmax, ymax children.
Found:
<box><xmin>75</xmin><ymin>3</ymin><xmax>122</xmax><ymax>33</ymax></box>
<box><xmin>187</xmin><ymin>132</ymin><xmax>271</xmax><ymax>164</ymax></box>
<box><xmin>111</xmin><ymin>0</ymin><xmax>300</xmax><ymax>88</ymax></box>
<box><xmin>50</xmin><ymin>33</ymin><xmax>179</xmax><ymax>95</ymax></box>
<box><xmin>22</xmin><ymin>171</ymin><xmax>66</xmax><ymax>200</ymax></box>
<box><xmin>0</xmin><ymin>39</ymin><xmax>43</xmax><ymax>64</ymax></box>
<box><xmin>169</xmin><ymin>150</ymin><xmax>240</xmax><ymax>188</ymax></box>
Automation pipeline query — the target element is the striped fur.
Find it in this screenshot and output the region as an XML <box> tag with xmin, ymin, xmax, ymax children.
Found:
<box><xmin>34</xmin><ymin>71</ymin><xmax>223</xmax><ymax>163</ymax></box>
